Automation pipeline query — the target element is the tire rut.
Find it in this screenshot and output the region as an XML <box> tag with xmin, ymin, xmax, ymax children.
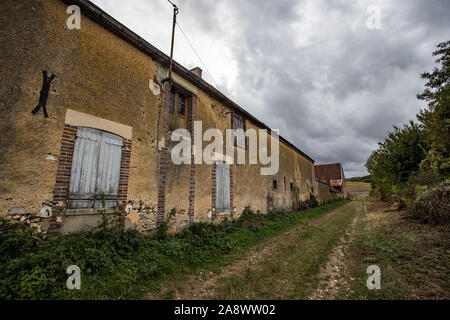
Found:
<box><xmin>146</xmin><ymin>202</ymin><xmax>354</xmax><ymax>300</ymax></box>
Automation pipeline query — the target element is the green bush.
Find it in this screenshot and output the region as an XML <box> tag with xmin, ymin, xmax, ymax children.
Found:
<box><xmin>156</xmin><ymin>208</ymin><xmax>177</xmax><ymax>240</ymax></box>
<box><xmin>409</xmin><ymin>181</ymin><xmax>450</xmax><ymax>225</ymax></box>
<box><xmin>241</xmin><ymin>206</ymin><xmax>254</xmax><ymax>216</ymax></box>
<box><xmin>0</xmin><ymin>218</ymin><xmax>44</xmax><ymax>263</ymax></box>
<box><xmin>410</xmin><ymin>168</ymin><xmax>443</xmax><ymax>187</ymax></box>
<box><xmin>0</xmin><ymin>200</ymin><xmax>347</xmax><ymax>300</ymax></box>
<box><xmin>296</xmin><ymin>201</ymin><xmax>309</xmax><ymax>211</ymax></box>
<box><xmin>305</xmin><ymin>194</ymin><xmax>319</xmax><ymax>208</ymax></box>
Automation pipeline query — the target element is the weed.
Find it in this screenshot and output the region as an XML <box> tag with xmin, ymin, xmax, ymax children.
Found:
<box><xmin>156</xmin><ymin>208</ymin><xmax>177</xmax><ymax>240</ymax></box>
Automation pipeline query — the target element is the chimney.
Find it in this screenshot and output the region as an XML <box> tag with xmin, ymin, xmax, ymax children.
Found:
<box><xmin>190</xmin><ymin>67</ymin><xmax>202</xmax><ymax>78</ymax></box>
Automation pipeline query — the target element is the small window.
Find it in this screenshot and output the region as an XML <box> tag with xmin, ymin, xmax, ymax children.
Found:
<box><xmin>169</xmin><ymin>89</ymin><xmax>175</xmax><ymax>113</ymax></box>
<box><xmin>177</xmin><ymin>93</ymin><xmax>186</xmax><ymax>115</ymax></box>
<box><xmin>290</xmin><ymin>182</ymin><xmax>294</xmax><ymax>191</ymax></box>
<box><xmin>232</xmin><ymin>113</ymin><xmax>246</xmax><ymax>149</ymax></box>
<box><xmin>284</xmin><ymin>177</ymin><xmax>286</xmax><ymax>191</ymax></box>
<box><xmin>167</xmin><ymin>87</ymin><xmax>190</xmax><ymax>131</ymax></box>
<box><xmin>273</xmin><ymin>179</ymin><xmax>278</xmax><ymax>189</ymax></box>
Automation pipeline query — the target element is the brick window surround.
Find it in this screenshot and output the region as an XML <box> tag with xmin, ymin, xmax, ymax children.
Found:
<box><xmin>158</xmin><ymin>81</ymin><xmax>196</xmax><ymax>226</ymax></box>
<box><xmin>52</xmin><ymin>124</ymin><xmax>132</xmax><ymax>216</ymax></box>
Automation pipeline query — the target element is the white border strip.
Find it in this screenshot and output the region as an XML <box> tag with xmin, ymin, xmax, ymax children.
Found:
<box><xmin>65</xmin><ymin>109</ymin><xmax>132</xmax><ymax>139</ymax></box>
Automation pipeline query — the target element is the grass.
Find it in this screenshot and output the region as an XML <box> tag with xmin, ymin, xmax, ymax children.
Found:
<box><xmin>338</xmin><ymin>197</ymin><xmax>450</xmax><ymax>300</ymax></box>
<box><xmin>212</xmin><ymin>200</ymin><xmax>360</xmax><ymax>299</ymax></box>
<box><xmin>0</xmin><ymin>199</ymin><xmax>350</xmax><ymax>300</ymax></box>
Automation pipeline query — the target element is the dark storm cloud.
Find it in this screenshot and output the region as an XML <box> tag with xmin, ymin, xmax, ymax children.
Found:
<box><xmin>189</xmin><ymin>0</ymin><xmax>449</xmax><ymax>176</ymax></box>
<box><xmin>92</xmin><ymin>0</ymin><xmax>450</xmax><ymax>176</ymax></box>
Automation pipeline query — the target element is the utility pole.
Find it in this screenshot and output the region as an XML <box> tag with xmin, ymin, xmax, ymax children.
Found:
<box><xmin>167</xmin><ymin>0</ymin><xmax>178</xmax><ymax>81</ymax></box>
<box><xmin>157</xmin><ymin>0</ymin><xmax>178</xmax><ymax>227</ymax></box>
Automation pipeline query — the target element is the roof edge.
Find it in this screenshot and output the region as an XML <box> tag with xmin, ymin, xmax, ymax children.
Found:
<box><xmin>61</xmin><ymin>0</ymin><xmax>314</xmax><ymax>163</ymax></box>
<box><xmin>314</xmin><ymin>163</ymin><xmax>342</xmax><ymax>167</ymax></box>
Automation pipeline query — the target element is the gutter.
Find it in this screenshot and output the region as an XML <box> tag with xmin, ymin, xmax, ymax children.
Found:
<box><xmin>61</xmin><ymin>0</ymin><xmax>315</xmax><ymax>163</ymax></box>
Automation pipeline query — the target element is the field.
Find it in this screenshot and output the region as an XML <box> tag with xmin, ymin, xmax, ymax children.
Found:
<box><xmin>346</xmin><ymin>181</ymin><xmax>371</xmax><ymax>195</ymax></box>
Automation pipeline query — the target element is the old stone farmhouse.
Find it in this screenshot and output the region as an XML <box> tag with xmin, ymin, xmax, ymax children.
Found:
<box><xmin>1</xmin><ymin>0</ymin><xmax>347</xmax><ymax>236</ymax></box>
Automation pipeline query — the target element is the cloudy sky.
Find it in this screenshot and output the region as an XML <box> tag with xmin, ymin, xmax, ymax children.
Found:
<box><xmin>91</xmin><ymin>0</ymin><xmax>449</xmax><ymax>177</ymax></box>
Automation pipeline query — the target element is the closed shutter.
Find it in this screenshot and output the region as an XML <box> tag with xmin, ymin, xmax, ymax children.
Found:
<box><xmin>68</xmin><ymin>127</ymin><xmax>101</xmax><ymax>208</ymax></box>
<box><xmin>95</xmin><ymin>131</ymin><xmax>123</xmax><ymax>208</ymax></box>
<box><xmin>215</xmin><ymin>161</ymin><xmax>230</xmax><ymax>213</ymax></box>
<box><xmin>68</xmin><ymin>127</ymin><xmax>123</xmax><ymax>209</ymax></box>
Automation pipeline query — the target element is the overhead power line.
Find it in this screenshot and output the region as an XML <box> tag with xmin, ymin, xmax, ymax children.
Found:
<box><xmin>166</xmin><ymin>0</ymin><xmax>178</xmax><ymax>9</ymax></box>
<box><xmin>176</xmin><ymin>21</ymin><xmax>223</xmax><ymax>92</ymax></box>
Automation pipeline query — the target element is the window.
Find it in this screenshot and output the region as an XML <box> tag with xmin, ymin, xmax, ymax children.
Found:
<box><xmin>273</xmin><ymin>179</ymin><xmax>278</xmax><ymax>190</ymax></box>
<box><xmin>169</xmin><ymin>88</ymin><xmax>175</xmax><ymax>113</ymax></box>
<box><xmin>232</xmin><ymin>113</ymin><xmax>246</xmax><ymax>149</ymax></box>
<box><xmin>290</xmin><ymin>182</ymin><xmax>294</xmax><ymax>191</ymax></box>
<box><xmin>168</xmin><ymin>87</ymin><xmax>190</xmax><ymax>131</ymax></box>
<box><xmin>67</xmin><ymin>127</ymin><xmax>123</xmax><ymax>209</ymax></box>
<box><xmin>177</xmin><ymin>93</ymin><xmax>186</xmax><ymax>115</ymax></box>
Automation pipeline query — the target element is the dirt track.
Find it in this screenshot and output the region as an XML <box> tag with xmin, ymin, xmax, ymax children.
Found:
<box><xmin>147</xmin><ymin>200</ymin><xmax>361</xmax><ymax>300</ymax></box>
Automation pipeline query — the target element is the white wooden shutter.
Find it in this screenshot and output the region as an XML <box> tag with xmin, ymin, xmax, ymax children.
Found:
<box><xmin>95</xmin><ymin>131</ymin><xmax>123</xmax><ymax>208</ymax></box>
<box><xmin>68</xmin><ymin>127</ymin><xmax>101</xmax><ymax>208</ymax></box>
<box><xmin>215</xmin><ymin>161</ymin><xmax>230</xmax><ymax>212</ymax></box>
<box><xmin>68</xmin><ymin>127</ymin><xmax>123</xmax><ymax>209</ymax></box>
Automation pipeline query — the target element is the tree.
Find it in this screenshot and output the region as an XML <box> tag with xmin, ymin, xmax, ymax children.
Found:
<box><xmin>417</xmin><ymin>41</ymin><xmax>450</xmax><ymax>175</ymax></box>
<box><xmin>366</xmin><ymin>41</ymin><xmax>449</xmax><ymax>210</ymax></box>
<box><xmin>366</xmin><ymin>121</ymin><xmax>428</xmax><ymax>200</ymax></box>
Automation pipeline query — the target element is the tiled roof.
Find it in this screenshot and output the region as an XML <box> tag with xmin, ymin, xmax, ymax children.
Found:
<box><xmin>314</xmin><ymin>163</ymin><xmax>342</xmax><ymax>182</ymax></box>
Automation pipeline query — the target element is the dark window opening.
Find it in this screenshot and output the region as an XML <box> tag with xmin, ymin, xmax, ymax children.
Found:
<box><xmin>169</xmin><ymin>88</ymin><xmax>175</xmax><ymax>113</ymax></box>
<box><xmin>232</xmin><ymin>113</ymin><xmax>246</xmax><ymax>149</ymax></box>
<box><xmin>290</xmin><ymin>182</ymin><xmax>294</xmax><ymax>191</ymax></box>
<box><xmin>284</xmin><ymin>177</ymin><xmax>286</xmax><ymax>191</ymax></box>
<box><xmin>177</xmin><ymin>93</ymin><xmax>186</xmax><ymax>115</ymax></box>
<box><xmin>273</xmin><ymin>179</ymin><xmax>278</xmax><ymax>189</ymax></box>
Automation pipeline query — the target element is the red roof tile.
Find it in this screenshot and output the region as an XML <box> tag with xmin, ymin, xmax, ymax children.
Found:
<box><xmin>314</xmin><ymin>163</ymin><xmax>343</xmax><ymax>182</ymax></box>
